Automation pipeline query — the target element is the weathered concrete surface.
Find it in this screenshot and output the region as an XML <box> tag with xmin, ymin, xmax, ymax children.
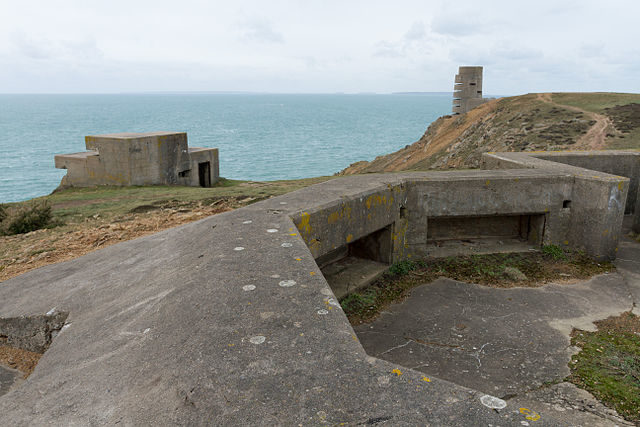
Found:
<box><xmin>0</xmin><ymin>157</ymin><xmax>637</xmax><ymax>425</ymax></box>
<box><xmin>355</xmin><ymin>217</ymin><xmax>640</xmax><ymax>426</ymax></box>
<box><xmin>355</xmin><ymin>274</ymin><xmax>632</xmax><ymax>397</ymax></box>
<box><xmin>0</xmin><ymin>312</ymin><xmax>68</xmax><ymax>353</ymax></box>
<box><xmin>483</xmin><ymin>151</ymin><xmax>631</xmax><ymax>259</ymax></box>
<box><xmin>509</xmin><ymin>382</ymin><xmax>633</xmax><ymax>426</ymax></box>
<box><xmin>0</xmin><ymin>366</ymin><xmax>19</xmax><ymax>398</ymax></box>
<box><xmin>0</xmin><ymin>172</ymin><xmax>543</xmax><ymax>426</ymax></box>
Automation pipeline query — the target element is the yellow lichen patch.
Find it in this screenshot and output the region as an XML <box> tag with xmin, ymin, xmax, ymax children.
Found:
<box><xmin>421</xmin><ymin>376</ymin><xmax>431</xmax><ymax>382</ymax></box>
<box><xmin>391</xmin><ymin>368</ymin><xmax>403</xmax><ymax>376</ymax></box>
<box><xmin>296</xmin><ymin>212</ymin><xmax>312</xmax><ymax>236</ymax></box>
<box><xmin>618</xmin><ymin>181</ymin><xmax>625</xmax><ymax>191</ymax></box>
<box><xmin>309</xmin><ymin>271</ymin><xmax>316</xmax><ymax>276</ymax></box>
<box><xmin>346</xmin><ymin>234</ymin><xmax>353</xmax><ymax>243</ymax></box>
<box><xmin>519</xmin><ymin>408</ymin><xmax>541</xmax><ymax>421</ymax></box>
<box><xmin>602</xmin><ymin>229</ymin><xmax>609</xmax><ymax>236</ymax></box>
<box><xmin>564</xmin><ymin>240</ymin><xmax>569</xmax><ymax>245</ymax></box>
<box><xmin>485</xmin><ymin>180</ymin><xmax>490</xmax><ymax>186</ymax></box>
<box><xmin>295</xmin><ymin>258</ymin><xmax>302</xmax><ymax>261</ymax></box>
<box><xmin>327</xmin><ymin>211</ymin><xmax>341</xmax><ymax>224</ymax></box>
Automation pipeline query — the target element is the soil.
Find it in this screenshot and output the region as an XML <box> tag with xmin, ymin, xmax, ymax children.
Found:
<box><xmin>0</xmin><ymin>199</ymin><xmax>237</xmax><ymax>282</ymax></box>
<box><xmin>0</xmin><ymin>344</ymin><xmax>41</xmax><ymax>377</ymax></box>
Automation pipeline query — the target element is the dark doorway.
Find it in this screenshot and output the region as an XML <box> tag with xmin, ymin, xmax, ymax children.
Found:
<box><xmin>198</xmin><ymin>162</ymin><xmax>211</xmax><ymax>187</ymax></box>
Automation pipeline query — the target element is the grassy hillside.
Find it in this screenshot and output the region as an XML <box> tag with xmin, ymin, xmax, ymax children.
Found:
<box><xmin>339</xmin><ymin>92</ymin><xmax>640</xmax><ymax>174</ymax></box>
<box><xmin>0</xmin><ymin>177</ymin><xmax>332</xmax><ymax>282</ymax></box>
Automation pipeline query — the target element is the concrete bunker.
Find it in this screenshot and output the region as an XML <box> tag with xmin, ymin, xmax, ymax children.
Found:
<box><xmin>55</xmin><ymin>132</ymin><xmax>219</xmax><ymax>189</ymax></box>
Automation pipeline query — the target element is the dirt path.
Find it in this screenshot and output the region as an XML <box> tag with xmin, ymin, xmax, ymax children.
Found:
<box><xmin>536</xmin><ymin>93</ymin><xmax>613</xmax><ymax>149</ymax></box>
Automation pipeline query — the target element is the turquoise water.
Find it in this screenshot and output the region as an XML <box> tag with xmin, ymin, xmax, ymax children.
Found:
<box><xmin>0</xmin><ymin>94</ymin><xmax>451</xmax><ymax>203</ymax></box>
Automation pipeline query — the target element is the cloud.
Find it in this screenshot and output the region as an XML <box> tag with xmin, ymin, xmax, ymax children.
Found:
<box><xmin>372</xmin><ymin>21</ymin><xmax>434</xmax><ymax>58</ymax></box>
<box><xmin>10</xmin><ymin>32</ymin><xmax>53</xmax><ymax>60</ymax></box>
<box><xmin>431</xmin><ymin>15</ymin><xmax>488</xmax><ymax>37</ymax></box>
<box><xmin>238</xmin><ymin>18</ymin><xmax>284</xmax><ymax>44</ymax></box>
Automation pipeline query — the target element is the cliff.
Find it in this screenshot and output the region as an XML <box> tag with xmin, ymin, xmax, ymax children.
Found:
<box><xmin>339</xmin><ymin>92</ymin><xmax>640</xmax><ymax>174</ymax></box>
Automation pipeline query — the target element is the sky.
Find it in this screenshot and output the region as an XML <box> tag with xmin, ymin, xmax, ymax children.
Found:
<box><xmin>0</xmin><ymin>0</ymin><xmax>638</xmax><ymax>95</ymax></box>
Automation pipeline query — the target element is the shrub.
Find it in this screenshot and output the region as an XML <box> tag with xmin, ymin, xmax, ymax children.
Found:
<box><xmin>0</xmin><ymin>201</ymin><xmax>54</xmax><ymax>236</ymax></box>
<box><xmin>0</xmin><ymin>204</ymin><xmax>6</xmax><ymax>223</ymax></box>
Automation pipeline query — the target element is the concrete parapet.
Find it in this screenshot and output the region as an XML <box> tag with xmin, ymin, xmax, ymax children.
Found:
<box><xmin>55</xmin><ymin>132</ymin><xmax>219</xmax><ymax>188</ymax></box>
<box><xmin>483</xmin><ymin>151</ymin><xmax>632</xmax><ymax>259</ymax></box>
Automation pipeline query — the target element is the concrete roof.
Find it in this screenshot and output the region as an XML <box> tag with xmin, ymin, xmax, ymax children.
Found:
<box><xmin>86</xmin><ymin>131</ymin><xmax>186</xmax><ymax>139</ymax></box>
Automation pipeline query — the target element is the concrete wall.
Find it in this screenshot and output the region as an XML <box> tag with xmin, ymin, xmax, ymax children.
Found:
<box><xmin>482</xmin><ymin>151</ymin><xmax>630</xmax><ymax>258</ymax></box>
<box><xmin>55</xmin><ymin>132</ymin><xmax>219</xmax><ymax>188</ymax></box>
<box><xmin>292</xmin><ymin>163</ymin><xmax>624</xmax><ymax>263</ymax></box>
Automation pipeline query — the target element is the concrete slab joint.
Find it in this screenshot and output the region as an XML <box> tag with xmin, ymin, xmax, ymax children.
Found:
<box><xmin>1</xmin><ymin>149</ymin><xmax>638</xmax><ymax>424</ymax></box>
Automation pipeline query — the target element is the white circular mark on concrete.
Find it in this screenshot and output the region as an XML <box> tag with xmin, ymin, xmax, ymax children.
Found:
<box><xmin>520</xmin><ymin>422</ymin><xmax>530</xmax><ymax>426</ymax></box>
<box><xmin>242</xmin><ymin>220</ymin><xmax>252</xmax><ymax>224</ymax></box>
<box><xmin>281</xmin><ymin>242</ymin><xmax>293</xmax><ymax>248</ymax></box>
<box><xmin>279</xmin><ymin>280</ymin><xmax>296</xmax><ymax>287</ymax></box>
<box><xmin>320</xmin><ymin>288</ymin><xmax>333</xmax><ymax>296</ymax></box>
<box><xmin>279</xmin><ymin>202</ymin><xmax>287</xmax><ymax>205</ymax></box>
<box><xmin>317</xmin><ymin>309</ymin><xmax>329</xmax><ymax>315</ymax></box>
<box><xmin>234</xmin><ymin>247</ymin><xmax>245</xmax><ymax>251</ymax></box>
<box><xmin>270</xmin><ymin>274</ymin><xmax>280</xmax><ymax>279</ymax></box>
<box><xmin>249</xmin><ymin>336</ymin><xmax>266</xmax><ymax>345</ymax></box>
<box><xmin>267</xmin><ymin>229</ymin><xmax>279</xmax><ymax>233</ymax></box>
<box><xmin>242</xmin><ymin>285</ymin><xmax>256</xmax><ymax>291</ymax></box>
<box><xmin>480</xmin><ymin>395</ymin><xmax>507</xmax><ymax>409</ymax></box>
<box><xmin>326</xmin><ymin>298</ymin><xmax>340</xmax><ymax>307</ymax></box>
<box><xmin>143</xmin><ymin>328</ymin><xmax>151</xmax><ymax>334</ymax></box>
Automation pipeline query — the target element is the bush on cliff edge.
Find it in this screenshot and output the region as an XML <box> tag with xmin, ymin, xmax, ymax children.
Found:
<box><xmin>0</xmin><ymin>201</ymin><xmax>55</xmax><ymax>236</ymax></box>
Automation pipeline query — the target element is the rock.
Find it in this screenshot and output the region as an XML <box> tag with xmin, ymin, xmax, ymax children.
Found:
<box><xmin>504</xmin><ymin>266</ymin><xmax>527</xmax><ymax>281</ymax></box>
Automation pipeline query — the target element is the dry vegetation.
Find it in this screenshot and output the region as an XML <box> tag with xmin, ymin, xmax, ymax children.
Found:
<box><xmin>339</xmin><ymin>92</ymin><xmax>640</xmax><ymax>175</ymax></box>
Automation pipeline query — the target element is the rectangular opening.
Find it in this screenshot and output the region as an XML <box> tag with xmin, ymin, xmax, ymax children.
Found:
<box><xmin>319</xmin><ymin>225</ymin><xmax>393</xmax><ymax>299</ymax></box>
<box><xmin>198</xmin><ymin>162</ymin><xmax>211</xmax><ymax>187</ymax></box>
<box><xmin>426</xmin><ymin>214</ymin><xmax>545</xmax><ymax>257</ymax></box>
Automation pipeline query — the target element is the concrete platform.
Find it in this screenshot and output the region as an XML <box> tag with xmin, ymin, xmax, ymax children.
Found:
<box><xmin>0</xmin><ymin>154</ymin><xmax>638</xmax><ymax>425</ymax></box>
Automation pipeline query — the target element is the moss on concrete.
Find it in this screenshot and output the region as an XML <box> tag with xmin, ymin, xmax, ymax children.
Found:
<box><xmin>569</xmin><ymin>311</ymin><xmax>640</xmax><ymax>423</ymax></box>
<box><xmin>341</xmin><ymin>249</ymin><xmax>613</xmax><ymax>324</ymax></box>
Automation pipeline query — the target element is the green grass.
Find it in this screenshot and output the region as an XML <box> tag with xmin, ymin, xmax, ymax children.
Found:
<box><xmin>7</xmin><ymin>176</ymin><xmax>333</xmax><ymax>225</ymax></box>
<box><xmin>551</xmin><ymin>92</ymin><xmax>640</xmax><ymax>114</ymax></box>
<box><xmin>569</xmin><ymin>312</ymin><xmax>640</xmax><ymax>423</ymax></box>
<box><xmin>542</xmin><ymin>244</ymin><xmax>567</xmax><ymax>260</ymax></box>
<box><xmin>340</xmin><ymin>250</ymin><xmax>613</xmax><ymax>324</ymax></box>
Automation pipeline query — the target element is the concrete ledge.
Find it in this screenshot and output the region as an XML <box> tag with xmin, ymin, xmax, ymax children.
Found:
<box><xmin>1</xmin><ymin>152</ymin><xmax>637</xmax><ymax>424</ymax></box>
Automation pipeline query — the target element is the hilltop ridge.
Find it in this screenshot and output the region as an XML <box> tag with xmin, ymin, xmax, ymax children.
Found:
<box><xmin>339</xmin><ymin>92</ymin><xmax>640</xmax><ymax>174</ymax></box>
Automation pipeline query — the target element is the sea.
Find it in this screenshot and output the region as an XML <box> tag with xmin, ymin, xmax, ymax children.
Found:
<box><xmin>0</xmin><ymin>93</ymin><xmax>452</xmax><ymax>203</ymax></box>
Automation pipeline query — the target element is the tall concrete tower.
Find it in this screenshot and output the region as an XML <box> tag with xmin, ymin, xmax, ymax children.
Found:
<box><xmin>452</xmin><ymin>66</ymin><xmax>487</xmax><ymax>114</ymax></box>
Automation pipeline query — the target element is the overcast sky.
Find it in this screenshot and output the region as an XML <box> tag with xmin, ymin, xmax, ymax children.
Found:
<box><xmin>1</xmin><ymin>0</ymin><xmax>637</xmax><ymax>95</ymax></box>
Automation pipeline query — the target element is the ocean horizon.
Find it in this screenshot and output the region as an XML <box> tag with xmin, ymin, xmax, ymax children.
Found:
<box><xmin>0</xmin><ymin>93</ymin><xmax>453</xmax><ymax>203</ymax></box>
